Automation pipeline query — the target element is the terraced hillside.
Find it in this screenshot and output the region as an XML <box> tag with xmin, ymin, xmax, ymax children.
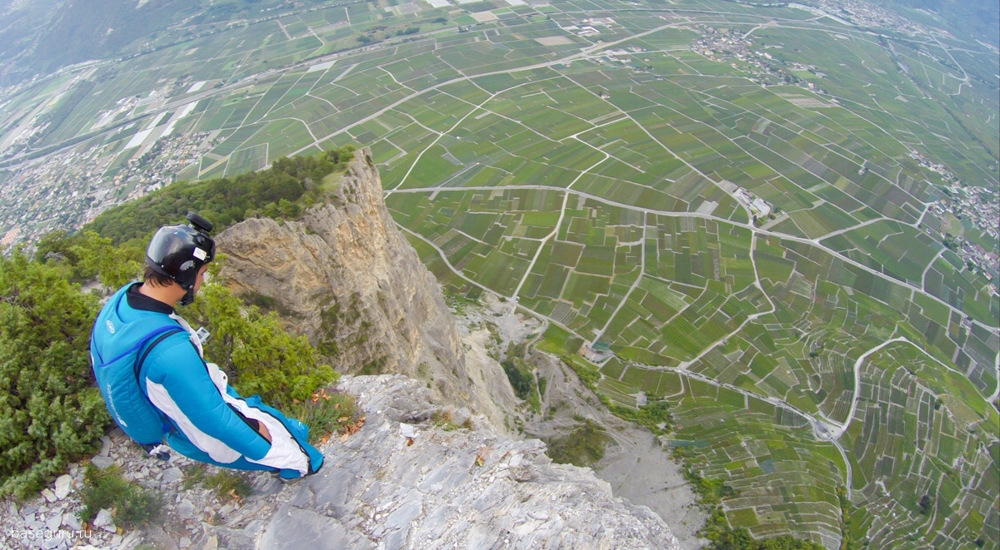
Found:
<box><xmin>0</xmin><ymin>0</ymin><xmax>997</xmax><ymax>547</ymax></box>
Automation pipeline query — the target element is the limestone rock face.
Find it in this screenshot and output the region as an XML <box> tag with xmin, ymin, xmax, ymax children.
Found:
<box><xmin>215</xmin><ymin>148</ymin><xmax>517</xmax><ymax>430</ymax></box>
<box><xmin>254</xmin><ymin>375</ymin><xmax>680</xmax><ymax>550</ymax></box>
<box><xmin>0</xmin><ymin>376</ymin><xmax>681</xmax><ymax>550</ymax></box>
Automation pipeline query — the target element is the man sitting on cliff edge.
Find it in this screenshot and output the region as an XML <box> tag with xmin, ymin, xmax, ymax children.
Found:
<box><xmin>90</xmin><ymin>212</ymin><xmax>324</xmax><ymax>480</ymax></box>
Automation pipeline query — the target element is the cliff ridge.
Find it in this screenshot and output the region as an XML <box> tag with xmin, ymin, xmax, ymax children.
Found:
<box><xmin>0</xmin><ymin>375</ymin><xmax>681</xmax><ymax>550</ymax></box>
<box><xmin>216</xmin><ymin>148</ymin><xmax>518</xmax><ymax>431</ymax></box>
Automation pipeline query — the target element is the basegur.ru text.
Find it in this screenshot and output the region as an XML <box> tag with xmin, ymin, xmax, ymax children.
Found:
<box><xmin>6</xmin><ymin>526</ymin><xmax>94</xmax><ymax>542</ymax></box>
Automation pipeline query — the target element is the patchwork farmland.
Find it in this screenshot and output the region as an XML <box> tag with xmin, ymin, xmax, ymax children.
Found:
<box><xmin>1</xmin><ymin>0</ymin><xmax>997</xmax><ymax>547</ymax></box>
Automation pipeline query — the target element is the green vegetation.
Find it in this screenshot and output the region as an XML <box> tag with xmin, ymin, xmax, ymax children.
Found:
<box><xmin>37</xmin><ymin>229</ymin><xmax>143</xmax><ymax>286</ymax></box>
<box><xmin>431</xmin><ymin>409</ymin><xmax>473</xmax><ymax>431</ymax></box>
<box><xmin>287</xmin><ymin>387</ymin><xmax>361</xmax><ymax>445</ymax></box>
<box><xmin>559</xmin><ymin>355</ymin><xmax>600</xmax><ymax>390</ymax></box>
<box><xmin>181</xmin><ymin>463</ymin><xmax>253</xmax><ymax>502</ymax></box>
<box><xmin>836</xmin><ymin>486</ymin><xmax>857</xmax><ymax>550</ymax></box>
<box><xmin>606</xmin><ymin>400</ymin><xmax>673</xmax><ymax>435</ymax></box>
<box><xmin>0</xmin><ymin>213</ymin><xmax>345</xmax><ymax>497</ymax></box>
<box><xmin>502</xmin><ymin>343</ymin><xmax>541</xmax><ymax>413</ymax></box>
<box><xmin>545</xmin><ymin>419</ymin><xmax>610</xmax><ymax>467</ymax></box>
<box><xmin>182</xmin><ymin>266</ymin><xmax>336</xmax><ymax>409</ymax></box>
<box><xmin>701</xmin><ymin>508</ymin><xmax>825</xmax><ymax>550</ymax></box>
<box><xmin>0</xmin><ymin>0</ymin><xmax>997</xmax><ymax>546</ymax></box>
<box><xmin>86</xmin><ymin>146</ymin><xmax>356</xmax><ymax>247</ymax></box>
<box><xmin>0</xmin><ymin>251</ymin><xmax>109</xmax><ymax>499</ymax></box>
<box><xmin>358</xmin><ymin>23</ymin><xmax>421</xmax><ymax>45</ymax></box>
<box><xmin>682</xmin><ymin>466</ymin><xmax>738</xmax><ymax>508</ymax></box>
<box><xmin>79</xmin><ymin>464</ymin><xmax>162</xmax><ymax>529</ymax></box>
<box><xmin>359</xmin><ymin>355</ymin><xmax>388</xmax><ymax>376</ymax></box>
<box><xmin>502</xmin><ymin>360</ymin><xmax>534</xmax><ymax>400</ymax></box>
<box><xmin>691</xmin><ymin>473</ymin><xmax>826</xmax><ymax>550</ymax></box>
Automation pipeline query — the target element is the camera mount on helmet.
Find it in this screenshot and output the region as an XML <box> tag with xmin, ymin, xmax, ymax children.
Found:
<box><xmin>187</xmin><ymin>211</ymin><xmax>214</xmax><ymax>235</ymax></box>
<box><xmin>146</xmin><ymin>212</ymin><xmax>217</xmax><ymax>305</ymax></box>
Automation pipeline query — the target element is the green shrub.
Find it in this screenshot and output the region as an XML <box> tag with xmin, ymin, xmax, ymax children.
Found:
<box><xmin>607</xmin><ymin>400</ymin><xmax>673</xmax><ymax>435</ymax></box>
<box><xmin>181</xmin><ymin>463</ymin><xmax>206</xmax><ymax>491</ymax></box>
<box><xmin>181</xmin><ymin>274</ymin><xmax>337</xmax><ymax>409</ymax></box>
<box><xmin>545</xmin><ymin>420</ymin><xmax>609</xmax><ymax>466</ymax></box>
<box><xmin>837</xmin><ymin>486</ymin><xmax>857</xmax><ymax>550</ymax></box>
<box><xmin>430</xmin><ymin>408</ymin><xmax>473</xmax><ymax>432</ymax></box>
<box><xmin>503</xmin><ymin>342</ymin><xmax>538</xmax><ymax>403</ymax></box>
<box><xmin>85</xmin><ymin>146</ymin><xmax>356</xmax><ymax>247</ymax></box>
<box><xmin>560</xmin><ymin>355</ymin><xmax>600</xmax><ymax>389</ymax></box>
<box><xmin>2</xmin><ymin>149</ymin><xmax>357</xmax><ymax>500</ymax></box>
<box><xmin>699</xmin><ymin>505</ymin><xmax>825</xmax><ymax>549</ymax></box>
<box><xmin>0</xmin><ymin>251</ymin><xmax>109</xmax><ymax>499</ymax></box>
<box><xmin>687</xmin><ymin>470</ymin><xmax>823</xmax><ymax>549</ymax></box>
<box><xmin>79</xmin><ymin>464</ymin><xmax>161</xmax><ymax>529</ymax></box>
<box><xmin>204</xmin><ymin>470</ymin><xmax>253</xmax><ymax>501</ymax></box>
<box><xmin>684</xmin><ymin>467</ymin><xmax>737</xmax><ymax>507</ymax></box>
<box><xmin>1</xmin><ymin>235</ymin><xmax>336</xmax><ymax>500</ymax></box>
<box><xmin>35</xmin><ymin>230</ymin><xmax>143</xmax><ymax>288</ymax></box>
<box><xmin>502</xmin><ymin>359</ymin><xmax>534</xmax><ymax>399</ymax></box>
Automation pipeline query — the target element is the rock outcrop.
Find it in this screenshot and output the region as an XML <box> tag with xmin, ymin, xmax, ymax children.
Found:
<box><xmin>215</xmin><ymin>148</ymin><xmax>518</xmax><ymax>430</ymax></box>
<box><xmin>254</xmin><ymin>375</ymin><xmax>680</xmax><ymax>550</ymax></box>
<box><xmin>0</xmin><ymin>375</ymin><xmax>679</xmax><ymax>550</ymax></box>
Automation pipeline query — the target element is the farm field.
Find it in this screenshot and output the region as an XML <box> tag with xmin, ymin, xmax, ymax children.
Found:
<box><xmin>0</xmin><ymin>0</ymin><xmax>997</xmax><ymax>548</ymax></box>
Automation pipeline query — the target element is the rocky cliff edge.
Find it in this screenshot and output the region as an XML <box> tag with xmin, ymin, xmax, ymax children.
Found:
<box><xmin>215</xmin><ymin>148</ymin><xmax>518</xmax><ymax>431</ymax></box>
<box><xmin>2</xmin><ymin>375</ymin><xmax>680</xmax><ymax>550</ymax></box>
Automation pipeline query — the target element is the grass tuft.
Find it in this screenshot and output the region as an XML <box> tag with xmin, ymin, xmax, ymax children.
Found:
<box><xmin>287</xmin><ymin>386</ymin><xmax>361</xmax><ymax>444</ymax></box>
<box><xmin>182</xmin><ymin>464</ymin><xmax>253</xmax><ymax>502</ymax></box>
<box><xmin>79</xmin><ymin>463</ymin><xmax>162</xmax><ymax>529</ymax></box>
<box><xmin>431</xmin><ymin>409</ymin><xmax>473</xmax><ymax>431</ymax></box>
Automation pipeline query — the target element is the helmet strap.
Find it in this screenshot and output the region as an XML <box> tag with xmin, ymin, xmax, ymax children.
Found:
<box><xmin>179</xmin><ymin>286</ymin><xmax>197</xmax><ymax>306</ymax></box>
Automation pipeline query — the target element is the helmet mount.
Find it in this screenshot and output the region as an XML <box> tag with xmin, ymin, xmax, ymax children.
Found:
<box><xmin>186</xmin><ymin>211</ymin><xmax>214</xmax><ymax>235</ymax></box>
<box><xmin>145</xmin><ymin>212</ymin><xmax>216</xmax><ymax>305</ymax></box>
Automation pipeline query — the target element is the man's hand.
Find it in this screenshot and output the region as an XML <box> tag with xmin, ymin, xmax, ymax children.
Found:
<box><xmin>257</xmin><ymin>421</ymin><xmax>272</xmax><ymax>443</ymax></box>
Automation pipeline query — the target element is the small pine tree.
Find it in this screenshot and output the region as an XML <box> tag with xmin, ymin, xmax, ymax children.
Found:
<box><xmin>0</xmin><ymin>250</ymin><xmax>109</xmax><ymax>499</ymax></box>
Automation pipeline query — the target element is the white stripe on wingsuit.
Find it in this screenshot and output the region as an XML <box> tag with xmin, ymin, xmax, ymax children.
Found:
<box><xmin>146</xmin><ymin>379</ymin><xmax>242</xmax><ymax>464</ymax></box>
<box><xmin>144</xmin><ymin>313</ymin><xmax>311</xmax><ymax>475</ymax></box>
<box><xmin>205</xmin><ymin>362</ymin><xmax>310</xmax><ymax>475</ymax></box>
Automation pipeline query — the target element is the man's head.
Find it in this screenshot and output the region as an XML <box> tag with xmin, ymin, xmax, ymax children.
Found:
<box><xmin>144</xmin><ymin>212</ymin><xmax>216</xmax><ymax>306</ymax></box>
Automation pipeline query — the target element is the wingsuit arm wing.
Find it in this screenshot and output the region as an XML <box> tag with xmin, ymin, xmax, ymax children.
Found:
<box><xmin>143</xmin><ymin>335</ymin><xmax>272</xmax><ymax>463</ymax></box>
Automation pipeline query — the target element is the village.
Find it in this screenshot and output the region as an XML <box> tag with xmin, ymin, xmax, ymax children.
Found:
<box><xmin>0</xmin><ymin>131</ymin><xmax>211</xmax><ymax>249</ymax></box>
<box><xmin>927</xmin><ymin>179</ymin><xmax>1000</xmax><ymax>286</ymax></box>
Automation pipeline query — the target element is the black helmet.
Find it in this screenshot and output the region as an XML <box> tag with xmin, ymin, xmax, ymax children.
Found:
<box><xmin>146</xmin><ymin>212</ymin><xmax>216</xmax><ymax>305</ymax></box>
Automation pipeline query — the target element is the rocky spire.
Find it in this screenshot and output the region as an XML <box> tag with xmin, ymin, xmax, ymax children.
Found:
<box><xmin>216</xmin><ymin>148</ymin><xmax>519</xmax><ymax>430</ymax></box>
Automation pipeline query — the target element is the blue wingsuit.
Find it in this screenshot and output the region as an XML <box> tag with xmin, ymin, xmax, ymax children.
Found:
<box><xmin>91</xmin><ymin>283</ymin><xmax>324</xmax><ymax>479</ymax></box>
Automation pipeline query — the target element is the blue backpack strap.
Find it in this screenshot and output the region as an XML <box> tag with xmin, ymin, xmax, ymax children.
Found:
<box><xmin>90</xmin><ymin>315</ymin><xmax>105</xmax><ymax>366</ymax></box>
<box><xmin>134</xmin><ymin>327</ymin><xmax>186</xmax><ymax>436</ymax></box>
<box><xmin>94</xmin><ymin>325</ymin><xmax>182</xmax><ymax>368</ymax></box>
